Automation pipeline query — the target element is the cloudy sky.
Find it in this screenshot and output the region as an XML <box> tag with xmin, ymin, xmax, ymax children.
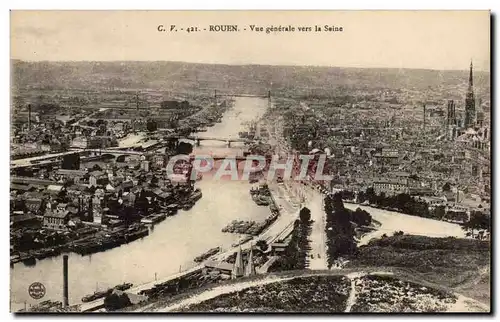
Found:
<box><xmin>11</xmin><ymin>10</ymin><xmax>490</xmax><ymax>71</ymax></box>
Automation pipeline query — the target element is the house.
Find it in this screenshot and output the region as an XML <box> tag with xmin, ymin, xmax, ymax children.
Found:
<box><xmin>10</xmin><ymin>213</ymin><xmax>39</xmax><ymax>228</ymax></box>
<box><xmin>204</xmin><ymin>260</ymin><xmax>234</xmax><ymax>275</ymax></box>
<box><xmin>47</xmin><ymin>185</ymin><xmax>65</xmax><ymax>195</ymax></box>
<box><xmin>89</xmin><ymin>170</ymin><xmax>108</xmax><ymax>186</ymax></box>
<box><xmin>10</xmin><ymin>184</ymin><xmax>35</xmax><ymax>192</ymax></box>
<box><xmin>443</xmin><ymin>210</ymin><xmax>469</xmax><ymax>223</ymax></box>
<box><xmin>122</xmin><ymin>192</ymin><xmax>136</xmax><ymax>207</ymax></box>
<box><xmin>118</xmin><ymin>180</ymin><xmax>134</xmax><ymax>193</ymax></box>
<box><xmin>43</xmin><ymin>209</ymin><xmax>70</xmax><ymax>230</ymax></box>
<box><xmin>419</xmin><ymin>196</ymin><xmax>447</xmax><ymax>209</ymax></box>
<box><xmin>152</xmin><ymin>155</ymin><xmax>166</xmax><ymax>168</ymax></box>
<box><xmin>373</xmin><ymin>178</ymin><xmax>408</xmax><ymax>196</ymax></box>
<box><xmin>56</xmin><ymin>169</ymin><xmax>88</xmax><ymax>184</ymax></box>
<box><xmin>25</xmin><ymin>197</ymin><xmax>44</xmax><ymax>214</ymax></box>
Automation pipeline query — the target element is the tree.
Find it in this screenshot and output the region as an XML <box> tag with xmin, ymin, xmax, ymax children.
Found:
<box><xmin>442</xmin><ymin>182</ymin><xmax>451</xmax><ymax>192</ymax></box>
<box><xmin>332</xmin><ymin>192</ymin><xmax>344</xmax><ymax>211</ymax></box>
<box><xmin>256</xmin><ymin>240</ymin><xmax>269</xmax><ymax>252</ymax></box>
<box><xmin>434</xmin><ymin>205</ymin><xmax>446</xmax><ymax>219</ymax></box>
<box><xmin>177</xmin><ymin>142</ymin><xmax>193</xmax><ymax>155</ymax></box>
<box><xmin>95</xmin><ymin>119</ymin><xmax>107</xmax><ymax>127</ymax></box>
<box><xmin>299</xmin><ymin>207</ymin><xmax>311</xmax><ymax>223</ymax></box>
<box><xmin>134</xmin><ymin>189</ymin><xmax>149</xmax><ymax>216</ymax></box>
<box><xmin>462</xmin><ymin>211</ymin><xmax>490</xmax><ymax>234</ymax></box>
<box><xmin>146</xmin><ymin>118</ymin><xmax>158</xmax><ymax>132</ymax></box>
<box><xmin>352</xmin><ymin>208</ymin><xmax>372</xmax><ymax>226</ymax></box>
<box><xmin>365</xmin><ymin>187</ymin><xmax>377</xmax><ymax>204</ymax></box>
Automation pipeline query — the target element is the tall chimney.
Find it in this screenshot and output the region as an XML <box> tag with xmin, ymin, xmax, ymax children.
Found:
<box><xmin>63</xmin><ymin>255</ymin><xmax>69</xmax><ymax>307</ymax></box>
<box><xmin>423</xmin><ymin>104</ymin><xmax>426</xmax><ymax>132</ymax></box>
<box><xmin>135</xmin><ymin>92</ymin><xmax>139</xmax><ymax>111</ymax></box>
<box><xmin>28</xmin><ymin>104</ymin><xmax>32</xmax><ymax>130</ymax></box>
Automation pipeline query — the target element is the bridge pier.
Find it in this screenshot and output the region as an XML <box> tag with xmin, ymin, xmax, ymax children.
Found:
<box><xmin>226</xmin><ymin>141</ymin><xmax>231</xmax><ymax>148</ymax></box>
<box><xmin>196</xmin><ymin>139</ymin><xmax>201</xmax><ymax>147</ymax></box>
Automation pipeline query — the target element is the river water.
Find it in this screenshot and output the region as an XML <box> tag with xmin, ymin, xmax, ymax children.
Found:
<box><xmin>10</xmin><ymin>97</ymin><xmax>269</xmax><ymax>311</ymax></box>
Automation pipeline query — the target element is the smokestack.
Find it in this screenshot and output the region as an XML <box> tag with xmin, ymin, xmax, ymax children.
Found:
<box><xmin>136</xmin><ymin>92</ymin><xmax>139</xmax><ymax>111</ymax></box>
<box><xmin>28</xmin><ymin>104</ymin><xmax>32</xmax><ymax>130</ymax></box>
<box><xmin>63</xmin><ymin>255</ymin><xmax>69</xmax><ymax>307</ymax></box>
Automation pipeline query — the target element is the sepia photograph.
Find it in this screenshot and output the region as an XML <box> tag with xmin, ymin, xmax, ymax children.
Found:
<box><xmin>9</xmin><ymin>10</ymin><xmax>491</xmax><ymax>313</ymax></box>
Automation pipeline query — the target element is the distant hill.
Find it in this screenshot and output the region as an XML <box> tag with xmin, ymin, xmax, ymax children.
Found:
<box><xmin>11</xmin><ymin>60</ymin><xmax>490</xmax><ymax>97</ymax></box>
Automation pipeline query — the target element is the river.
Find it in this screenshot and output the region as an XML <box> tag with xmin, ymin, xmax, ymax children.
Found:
<box><xmin>10</xmin><ymin>97</ymin><xmax>269</xmax><ymax>311</ymax></box>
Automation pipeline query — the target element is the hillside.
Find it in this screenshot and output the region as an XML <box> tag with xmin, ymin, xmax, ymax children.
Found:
<box><xmin>126</xmin><ymin>235</ymin><xmax>490</xmax><ymax>313</ymax></box>
<box><xmin>11</xmin><ymin>60</ymin><xmax>490</xmax><ymax>97</ymax></box>
<box><xmin>346</xmin><ymin>235</ymin><xmax>491</xmax><ymax>305</ymax></box>
<box><xmin>130</xmin><ymin>270</ymin><xmax>488</xmax><ymax>313</ymax></box>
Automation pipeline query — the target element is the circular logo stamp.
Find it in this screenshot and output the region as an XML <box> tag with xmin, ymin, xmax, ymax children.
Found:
<box><xmin>28</xmin><ymin>282</ymin><xmax>46</xmax><ymax>300</ymax></box>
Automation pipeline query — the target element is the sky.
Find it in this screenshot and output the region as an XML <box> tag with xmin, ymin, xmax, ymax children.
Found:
<box><xmin>10</xmin><ymin>10</ymin><xmax>491</xmax><ymax>71</ymax></box>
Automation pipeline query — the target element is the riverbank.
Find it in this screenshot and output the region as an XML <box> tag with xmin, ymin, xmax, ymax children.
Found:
<box><xmin>129</xmin><ymin>269</ymin><xmax>488</xmax><ymax>313</ymax></box>
<box><xmin>10</xmin><ymin>96</ymin><xmax>270</xmax><ymax>312</ymax></box>
<box><xmin>343</xmin><ymin>203</ymin><xmax>466</xmax><ymax>245</ymax></box>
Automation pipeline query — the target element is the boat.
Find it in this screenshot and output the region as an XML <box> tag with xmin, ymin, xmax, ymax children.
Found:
<box><xmin>22</xmin><ymin>255</ymin><xmax>36</xmax><ymax>266</ymax></box>
<box><xmin>232</xmin><ymin>236</ymin><xmax>253</xmax><ymax>247</ymax></box>
<box><xmin>166</xmin><ymin>204</ymin><xmax>179</xmax><ymax>216</ymax></box>
<box><xmin>81</xmin><ymin>282</ymin><xmax>133</xmax><ymax>303</ymax></box>
<box><xmin>114</xmin><ymin>282</ymin><xmax>133</xmax><ymax>291</ymax></box>
<box><xmin>194</xmin><ymin>247</ymin><xmax>221</xmax><ymax>263</ymax></box>
<box><xmin>189</xmin><ymin>189</ymin><xmax>202</xmax><ymax>203</ymax></box>
<box><xmin>255</xmin><ymin>197</ymin><xmax>270</xmax><ymax>206</ymax></box>
<box><xmin>124</xmin><ymin>227</ymin><xmax>149</xmax><ymax>243</ymax></box>
<box><xmin>141</xmin><ymin>214</ymin><xmax>167</xmax><ymax>224</ymax></box>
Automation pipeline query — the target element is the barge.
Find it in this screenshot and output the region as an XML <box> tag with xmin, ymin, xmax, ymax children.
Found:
<box><xmin>141</xmin><ymin>214</ymin><xmax>167</xmax><ymax>225</ymax></box>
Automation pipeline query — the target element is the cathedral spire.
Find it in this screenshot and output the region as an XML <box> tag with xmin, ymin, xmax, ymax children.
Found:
<box><xmin>464</xmin><ymin>60</ymin><xmax>476</xmax><ymax>128</ymax></box>
<box><xmin>232</xmin><ymin>247</ymin><xmax>244</xmax><ymax>279</ymax></box>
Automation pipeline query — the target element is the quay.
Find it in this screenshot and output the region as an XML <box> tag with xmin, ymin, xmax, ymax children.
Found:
<box><xmin>77</xmin><ymin>183</ymin><xmax>298</xmax><ymax>312</ymax></box>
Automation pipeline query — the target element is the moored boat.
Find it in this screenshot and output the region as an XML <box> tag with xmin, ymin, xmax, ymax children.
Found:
<box><xmin>194</xmin><ymin>247</ymin><xmax>221</xmax><ymax>263</ymax></box>
<box><xmin>114</xmin><ymin>282</ymin><xmax>133</xmax><ymax>291</ymax></box>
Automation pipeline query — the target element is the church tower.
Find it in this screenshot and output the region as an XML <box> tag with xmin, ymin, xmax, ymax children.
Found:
<box><xmin>231</xmin><ymin>247</ymin><xmax>245</xmax><ymax>279</ymax></box>
<box><xmin>464</xmin><ymin>60</ymin><xmax>476</xmax><ymax>128</ymax></box>
<box><xmin>244</xmin><ymin>246</ymin><xmax>256</xmax><ymax>277</ymax></box>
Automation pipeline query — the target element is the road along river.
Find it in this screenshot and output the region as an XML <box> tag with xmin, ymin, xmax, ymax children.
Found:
<box><xmin>343</xmin><ymin>203</ymin><xmax>466</xmax><ymax>246</ymax></box>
